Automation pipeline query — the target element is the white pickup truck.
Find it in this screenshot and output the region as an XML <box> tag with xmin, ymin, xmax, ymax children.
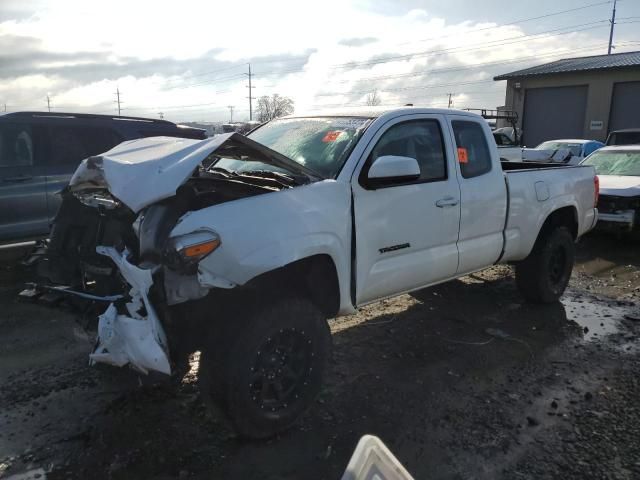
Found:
<box><xmin>47</xmin><ymin>107</ymin><xmax>599</xmax><ymax>438</ymax></box>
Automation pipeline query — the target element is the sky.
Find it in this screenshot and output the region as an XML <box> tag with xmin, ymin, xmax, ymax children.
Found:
<box><xmin>0</xmin><ymin>0</ymin><xmax>639</xmax><ymax>123</ymax></box>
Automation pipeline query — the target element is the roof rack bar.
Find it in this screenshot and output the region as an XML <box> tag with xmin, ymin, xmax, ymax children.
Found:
<box><xmin>3</xmin><ymin>111</ymin><xmax>174</xmax><ymax>125</ymax></box>
<box><xmin>464</xmin><ymin>108</ymin><xmax>518</xmax><ymax>122</ymax></box>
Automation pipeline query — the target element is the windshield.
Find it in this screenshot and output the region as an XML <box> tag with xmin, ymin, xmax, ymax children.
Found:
<box><xmin>582</xmin><ymin>150</ymin><xmax>640</xmax><ymax>176</ymax></box>
<box><xmin>242</xmin><ymin>116</ymin><xmax>371</xmax><ymax>178</ymax></box>
<box><xmin>536</xmin><ymin>141</ymin><xmax>582</xmax><ymax>157</ymax></box>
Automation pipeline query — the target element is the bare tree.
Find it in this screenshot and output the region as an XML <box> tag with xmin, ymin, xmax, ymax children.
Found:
<box><xmin>256</xmin><ymin>94</ymin><xmax>294</xmax><ymax>122</ymax></box>
<box><xmin>365</xmin><ymin>89</ymin><xmax>381</xmax><ymax>106</ymax></box>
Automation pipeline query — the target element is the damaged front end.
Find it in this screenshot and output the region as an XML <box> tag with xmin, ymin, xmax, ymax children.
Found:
<box><xmin>597</xmin><ymin>194</ymin><xmax>640</xmax><ymax>233</ymax></box>
<box><xmin>40</xmin><ymin>133</ymin><xmax>317</xmax><ymax>375</ymax></box>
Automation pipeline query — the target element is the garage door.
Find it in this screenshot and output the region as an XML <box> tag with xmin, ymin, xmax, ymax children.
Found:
<box><xmin>609</xmin><ymin>81</ymin><xmax>640</xmax><ymax>132</ymax></box>
<box><xmin>522</xmin><ymin>86</ymin><xmax>588</xmax><ymax>147</ymax></box>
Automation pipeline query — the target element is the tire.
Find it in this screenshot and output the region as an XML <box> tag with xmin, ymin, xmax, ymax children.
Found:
<box><xmin>199</xmin><ymin>297</ymin><xmax>331</xmax><ymax>439</ymax></box>
<box><xmin>516</xmin><ymin>226</ymin><xmax>575</xmax><ymax>303</ymax></box>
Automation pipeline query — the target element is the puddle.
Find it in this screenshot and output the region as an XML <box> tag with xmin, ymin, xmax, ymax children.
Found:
<box><xmin>561</xmin><ymin>296</ymin><xmax>630</xmax><ymax>341</ymax></box>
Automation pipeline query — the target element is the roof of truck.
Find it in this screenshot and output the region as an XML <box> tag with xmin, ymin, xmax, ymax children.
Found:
<box><xmin>284</xmin><ymin>106</ymin><xmax>479</xmax><ymax>119</ymax></box>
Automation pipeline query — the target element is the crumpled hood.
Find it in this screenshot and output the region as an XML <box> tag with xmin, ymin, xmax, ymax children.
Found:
<box><xmin>598</xmin><ymin>175</ymin><xmax>640</xmax><ymax>197</ymax></box>
<box><xmin>69</xmin><ymin>132</ymin><xmax>318</xmax><ymax>213</ymax></box>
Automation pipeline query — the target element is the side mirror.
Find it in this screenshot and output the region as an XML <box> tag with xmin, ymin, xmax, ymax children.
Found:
<box><xmin>367</xmin><ymin>155</ymin><xmax>420</xmax><ymax>187</ymax></box>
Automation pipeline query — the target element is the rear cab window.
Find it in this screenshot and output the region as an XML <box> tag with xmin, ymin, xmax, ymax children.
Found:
<box><xmin>452</xmin><ymin>120</ymin><xmax>492</xmax><ymax>178</ymax></box>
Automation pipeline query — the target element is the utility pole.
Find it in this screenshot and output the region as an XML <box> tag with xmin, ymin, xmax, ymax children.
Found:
<box><xmin>245</xmin><ymin>63</ymin><xmax>255</xmax><ymax>121</ymax></box>
<box><xmin>158</xmin><ymin>112</ymin><xmax>164</xmax><ymax>120</ymax></box>
<box><xmin>607</xmin><ymin>0</ymin><xmax>617</xmax><ymax>55</ymax></box>
<box><xmin>115</xmin><ymin>87</ymin><xmax>122</xmax><ymax>116</ymax></box>
<box><xmin>2</xmin><ymin>103</ymin><xmax>6</xmax><ymax>112</ymax></box>
<box><xmin>46</xmin><ymin>94</ymin><xmax>51</xmax><ymax>112</ymax></box>
<box><xmin>227</xmin><ymin>105</ymin><xmax>234</xmax><ymax>123</ymax></box>
<box><xmin>447</xmin><ymin>93</ymin><xmax>454</xmax><ymax>108</ymax></box>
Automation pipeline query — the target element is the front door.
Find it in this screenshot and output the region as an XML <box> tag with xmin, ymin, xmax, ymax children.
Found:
<box><xmin>352</xmin><ymin>114</ymin><xmax>461</xmax><ymax>305</ymax></box>
<box><xmin>0</xmin><ymin>121</ymin><xmax>49</xmax><ymax>243</ymax></box>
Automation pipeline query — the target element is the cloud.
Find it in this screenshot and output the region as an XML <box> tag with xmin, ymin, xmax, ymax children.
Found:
<box><xmin>338</xmin><ymin>37</ymin><xmax>378</xmax><ymax>47</ymax></box>
<box><xmin>0</xmin><ymin>0</ymin><xmax>632</xmax><ymax>122</ymax></box>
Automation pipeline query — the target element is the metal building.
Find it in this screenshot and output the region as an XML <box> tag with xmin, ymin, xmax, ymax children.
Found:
<box><xmin>494</xmin><ymin>51</ymin><xmax>640</xmax><ymax>146</ymax></box>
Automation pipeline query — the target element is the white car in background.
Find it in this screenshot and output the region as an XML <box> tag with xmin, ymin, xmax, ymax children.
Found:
<box><xmin>523</xmin><ymin>139</ymin><xmax>604</xmax><ymax>165</ymax></box>
<box><xmin>581</xmin><ymin>145</ymin><xmax>640</xmax><ymax>233</ymax></box>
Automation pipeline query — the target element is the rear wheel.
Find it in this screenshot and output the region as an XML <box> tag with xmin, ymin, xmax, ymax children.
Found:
<box><xmin>199</xmin><ymin>297</ymin><xmax>331</xmax><ymax>439</ymax></box>
<box><xmin>516</xmin><ymin>226</ymin><xmax>575</xmax><ymax>303</ymax></box>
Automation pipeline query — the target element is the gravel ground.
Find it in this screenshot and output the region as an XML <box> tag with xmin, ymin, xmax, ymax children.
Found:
<box><xmin>0</xmin><ymin>232</ymin><xmax>638</xmax><ymax>479</ymax></box>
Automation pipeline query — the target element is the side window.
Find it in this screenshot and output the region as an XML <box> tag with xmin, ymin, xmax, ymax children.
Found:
<box><xmin>48</xmin><ymin>126</ymin><xmax>122</xmax><ymax>165</ymax></box>
<box><xmin>452</xmin><ymin>120</ymin><xmax>492</xmax><ymax>179</ymax></box>
<box><xmin>0</xmin><ymin>123</ymin><xmax>34</xmax><ymax>167</ymax></box>
<box><xmin>82</xmin><ymin>127</ymin><xmax>122</xmax><ymax>155</ymax></box>
<box><xmin>493</xmin><ymin>133</ymin><xmax>503</xmax><ymax>146</ymax></box>
<box><xmin>369</xmin><ymin>119</ymin><xmax>447</xmax><ymax>183</ymax></box>
<box><xmin>48</xmin><ymin>126</ymin><xmax>88</xmax><ymax>165</ymax></box>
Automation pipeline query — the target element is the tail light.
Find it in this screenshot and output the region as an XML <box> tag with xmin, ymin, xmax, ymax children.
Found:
<box><xmin>594</xmin><ymin>175</ymin><xmax>599</xmax><ymax>207</ymax></box>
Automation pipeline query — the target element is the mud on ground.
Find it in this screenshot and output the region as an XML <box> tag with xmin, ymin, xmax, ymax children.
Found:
<box><xmin>1</xmin><ymin>233</ymin><xmax>639</xmax><ymax>480</ymax></box>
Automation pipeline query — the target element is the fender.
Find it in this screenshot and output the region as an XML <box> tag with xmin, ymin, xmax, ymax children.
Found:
<box><xmin>169</xmin><ymin>180</ymin><xmax>355</xmax><ymax>313</ymax></box>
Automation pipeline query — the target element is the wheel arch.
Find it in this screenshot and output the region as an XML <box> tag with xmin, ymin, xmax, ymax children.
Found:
<box><xmin>245</xmin><ymin>254</ymin><xmax>341</xmax><ymax>318</ymax></box>
<box><xmin>538</xmin><ymin>205</ymin><xmax>579</xmax><ymax>242</ymax></box>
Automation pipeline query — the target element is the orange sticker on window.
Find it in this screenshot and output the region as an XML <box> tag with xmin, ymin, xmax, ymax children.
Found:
<box><xmin>322</xmin><ymin>130</ymin><xmax>343</xmax><ymax>142</ymax></box>
<box><xmin>457</xmin><ymin>147</ymin><xmax>469</xmax><ymax>163</ymax></box>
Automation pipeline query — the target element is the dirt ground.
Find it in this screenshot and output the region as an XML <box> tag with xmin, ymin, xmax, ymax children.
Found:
<box><xmin>1</xmin><ymin>233</ymin><xmax>639</xmax><ymax>480</ymax></box>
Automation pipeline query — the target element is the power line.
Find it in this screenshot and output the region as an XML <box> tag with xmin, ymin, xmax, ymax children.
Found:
<box><xmin>396</xmin><ymin>0</ymin><xmax>613</xmax><ymax>47</ymax></box>
<box><xmin>252</xmin><ymin>20</ymin><xmax>611</xmax><ymax>81</ymax></box>
<box><xmin>138</xmin><ymin>1</ymin><xmax>614</xmax><ymax>91</ymax></box>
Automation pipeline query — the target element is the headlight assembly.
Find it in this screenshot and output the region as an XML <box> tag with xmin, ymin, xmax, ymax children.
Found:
<box><xmin>73</xmin><ymin>190</ymin><xmax>120</xmax><ymax>209</ymax></box>
<box><xmin>169</xmin><ymin>230</ymin><xmax>221</xmax><ymax>265</ymax></box>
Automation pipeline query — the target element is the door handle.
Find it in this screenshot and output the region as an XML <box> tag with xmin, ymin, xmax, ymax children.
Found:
<box><xmin>3</xmin><ymin>175</ymin><xmax>32</xmax><ymax>182</ymax></box>
<box><xmin>435</xmin><ymin>196</ymin><xmax>459</xmax><ymax>208</ymax></box>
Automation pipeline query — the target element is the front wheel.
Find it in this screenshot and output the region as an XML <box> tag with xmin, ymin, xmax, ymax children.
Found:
<box><xmin>199</xmin><ymin>298</ymin><xmax>331</xmax><ymax>439</ymax></box>
<box><xmin>516</xmin><ymin>226</ymin><xmax>575</xmax><ymax>303</ymax></box>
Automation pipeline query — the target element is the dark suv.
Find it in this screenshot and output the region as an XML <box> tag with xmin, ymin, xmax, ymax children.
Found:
<box><xmin>0</xmin><ymin>112</ymin><xmax>206</xmax><ymax>245</ymax></box>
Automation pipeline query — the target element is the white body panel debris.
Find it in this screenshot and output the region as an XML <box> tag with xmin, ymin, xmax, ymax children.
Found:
<box><xmin>89</xmin><ymin>246</ymin><xmax>171</xmax><ymax>375</ymax></box>
<box><xmin>341</xmin><ymin>435</ymin><xmax>414</xmax><ymax>480</ymax></box>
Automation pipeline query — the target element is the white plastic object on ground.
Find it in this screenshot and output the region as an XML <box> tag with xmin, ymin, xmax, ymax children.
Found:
<box><xmin>89</xmin><ymin>246</ymin><xmax>171</xmax><ymax>375</ymax></box>
<box><xmin>341</xmin><ymin>435</ymin><xmax>414</xmax><ymax>480</ymax></box>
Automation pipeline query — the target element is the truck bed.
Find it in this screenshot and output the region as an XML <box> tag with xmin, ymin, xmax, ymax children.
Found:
<box><xmin>501</xmin><ymin>161</ymin><xmax>570</xmax><ymax>171</ymax></box>
<box><xmin>500</xmin><ymin>163</ymin><xmax>597</xmax><ymax>263</ymax></box>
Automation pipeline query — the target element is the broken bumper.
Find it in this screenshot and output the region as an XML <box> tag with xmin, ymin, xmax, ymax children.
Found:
<box><xmin>597</xmin><ymin>209</ymin><xmax>636</xmax><ymax>232</ymax></box>
<box><xmin>89</xmin><ymin>246</ymin><xmax>171</xmax><ymax>375</ymax></box>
